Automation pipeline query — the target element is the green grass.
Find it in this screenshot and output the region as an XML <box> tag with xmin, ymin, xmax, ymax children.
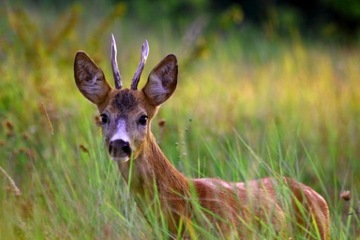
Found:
<box><xmin>1</xmin><ymin>3</ymin><xmax>359</xmax><ymax>239</ymax></box>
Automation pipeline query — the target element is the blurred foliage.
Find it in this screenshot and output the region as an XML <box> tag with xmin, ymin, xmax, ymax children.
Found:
<box><xmin>7</xmin><ymin>0</ymin><xmax>360</xmax><ymax>42</ymax></box>
<box><xmin>322</xmin><ymin>0</ymin><xmax>360</xmax><ymax>18</ymax></box>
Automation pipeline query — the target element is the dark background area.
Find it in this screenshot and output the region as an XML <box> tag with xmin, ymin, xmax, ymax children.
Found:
<box><xmin>22</xmin><ymin>0</ymin><xmax>360</xmax><ymax>42</ymax></box>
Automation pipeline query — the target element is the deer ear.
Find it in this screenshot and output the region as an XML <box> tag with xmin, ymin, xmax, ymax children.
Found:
<box><xmin>143</xmin><ymin>54</ymin><xmax>178</xmax><ymax>106</ymax></box>
<box><xmin>74</xmin><ymin>51</ymin><xmax>111</xmax><ymax>105</ymax></box>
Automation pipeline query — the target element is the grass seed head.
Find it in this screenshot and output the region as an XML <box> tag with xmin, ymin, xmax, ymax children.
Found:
<box><xmin>340</xmin><ymin>190</ymin><xmax>351</xmax><ymax>201</ymax></box>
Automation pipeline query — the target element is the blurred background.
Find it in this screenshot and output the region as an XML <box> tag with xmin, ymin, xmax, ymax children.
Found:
<box><xmin>8</xmin><ymin>0</ymin><xmax>360</xmax><ymax>39</ymax></box>
<box><xmin>1</xmin><ymin>0</ymin><xmax>359</xmax><ymax>239</ymax></box>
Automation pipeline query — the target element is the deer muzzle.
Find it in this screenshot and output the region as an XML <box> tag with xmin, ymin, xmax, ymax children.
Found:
<box><xmin>108</xmin><ymin>139</ymin><xmax>132</xmax><ymax>162</ymax></box>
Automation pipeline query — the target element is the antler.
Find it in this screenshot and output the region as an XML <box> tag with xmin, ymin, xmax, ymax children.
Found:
<box><xmin>131</xmin><ymin>40</ymin><xmax>150</xmax><ymax>90</ymax></box>
<box><xmin>111</xmin><ymin>34</ymin><xmax>122</xmax><ymax>89</ymax></box>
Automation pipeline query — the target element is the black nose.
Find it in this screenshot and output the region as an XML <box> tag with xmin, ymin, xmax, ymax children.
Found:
<box><xmin>108</xmin><ymin>139</ymin><xmax>131</xmax><ymax>157</ymax></box>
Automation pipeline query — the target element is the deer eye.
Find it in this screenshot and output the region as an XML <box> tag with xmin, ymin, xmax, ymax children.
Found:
<box><xmin>100</xmin><ymin>113</ymin><xmax>110</xmax><ymax>125</ymax></box>
<box><xmin>138</xmin><ymin>115</ymin><xmax>148</xmax><ymax>126</ymax></box>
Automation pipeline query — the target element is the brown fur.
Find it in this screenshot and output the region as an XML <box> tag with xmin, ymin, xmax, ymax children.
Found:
<box><xmin>112</xmin><ymin>90</ymin><xmax>138</xmax><ymax>113</ymax></box>
<box><xmin>74</xmin><ymin>49</ymin><xmax>330</xmax><ymax>239</ymax></box>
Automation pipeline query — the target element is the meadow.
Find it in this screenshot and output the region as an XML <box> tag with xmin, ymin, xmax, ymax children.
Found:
<box><xmin>0</xmin><ymin>3</ymin><xmax>359</xmax><ymax>239</ymax></box>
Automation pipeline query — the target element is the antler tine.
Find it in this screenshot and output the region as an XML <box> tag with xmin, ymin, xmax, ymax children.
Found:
<box><xmin>131</xmin><ymin>40</ymin><xmax>150</xmax><ymax>90</ymax></box>
<box><xmin>111</xmin><ymin>34</ymin><xmax>122</xmax><ymax>89</ymax></box>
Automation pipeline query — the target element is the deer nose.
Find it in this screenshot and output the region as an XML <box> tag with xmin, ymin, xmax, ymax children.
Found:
<box><xmin>108</xmin><ymin>139</ymin><xmax>132</xmax><ymax>158</ymax></box>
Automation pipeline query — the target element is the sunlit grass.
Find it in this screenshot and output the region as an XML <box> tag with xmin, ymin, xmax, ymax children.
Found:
<box><xmin>0</xmin><ymin>3</ymin><xmax>359</xmax><ymax>239</ymax></box>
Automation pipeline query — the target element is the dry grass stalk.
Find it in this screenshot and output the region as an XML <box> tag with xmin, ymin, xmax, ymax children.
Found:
<box><xmin>40</xmin><ymin>102</ymin><xmax>54</xmax><ymax>135</ymax></box>
<box><xmin>0</xmin><ymin>166</ymin><xmax>21</xmax><ymax>196</ymax></box>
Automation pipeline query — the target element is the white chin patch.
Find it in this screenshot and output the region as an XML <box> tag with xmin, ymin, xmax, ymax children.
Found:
<box><xmin>111</xmin><ymin>156</ymin><xmax>130</xmax><ymax>163</ymax></box>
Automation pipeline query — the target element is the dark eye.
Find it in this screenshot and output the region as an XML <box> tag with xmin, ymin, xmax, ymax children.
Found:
<box><xmin>100</xmin><ymin>113</ymin><xmax>109</xmax><ymax>125</ymax></box>
<box><xmin>138</xmin><ymin>115</ymin><xmax>148</xmax><ymax>126</ymax></box>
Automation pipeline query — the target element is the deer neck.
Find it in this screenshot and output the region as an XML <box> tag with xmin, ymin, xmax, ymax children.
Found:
<box><xmin>117</xmin><ymin>132</ymin><xmax>190</xmax><ymax>200</ymax></box>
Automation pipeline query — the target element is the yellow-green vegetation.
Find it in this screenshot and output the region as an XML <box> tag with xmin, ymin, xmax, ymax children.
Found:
<box><xmin>0</xmin><ymin>3</ymin><xmax>359</xmax><ymax>239</ymax></box>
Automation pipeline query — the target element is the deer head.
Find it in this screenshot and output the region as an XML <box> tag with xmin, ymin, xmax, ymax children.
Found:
<box><xmin>74</xmin><ymin>36</ymin><xmax>178</xmax><ymax>162</ymax></box>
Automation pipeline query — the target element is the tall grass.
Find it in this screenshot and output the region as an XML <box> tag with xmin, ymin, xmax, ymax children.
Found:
<box><xmin>0</xmin><ymin>3</ymin><xmax>359</xmax><ymax>239</ymax></box>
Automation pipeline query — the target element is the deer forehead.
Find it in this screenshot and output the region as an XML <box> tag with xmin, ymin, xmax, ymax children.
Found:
<box><xmin>104</xmin><ymin>89</ymin><xmax>153</xmax><ymax>117</ymax></box>
<box><xmin>111</xmin><ymin>89</ymin><xmax>139</xmax><ymax>113</ymax></box>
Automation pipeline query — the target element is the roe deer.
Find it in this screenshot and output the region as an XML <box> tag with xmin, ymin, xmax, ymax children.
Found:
<box><xmin>74</xmin><ymin>35</ymin><xmax>330</xmax><ymax>239</ymax></box>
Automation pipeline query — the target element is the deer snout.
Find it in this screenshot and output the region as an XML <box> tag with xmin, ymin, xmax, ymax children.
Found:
<box><xmin>108</xmin><ymin>139</ymin><xmax>132</xmax><ymax>162</ymax></box>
